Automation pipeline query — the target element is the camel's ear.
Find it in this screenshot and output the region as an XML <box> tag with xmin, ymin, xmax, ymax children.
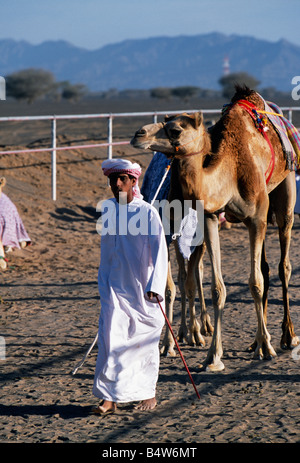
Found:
<box><xmin>193</xmin><ymin>112</ymin><xmax>203</xmax><ymax>129</ymax></box>
<box><xmin>164</xmin><ymin>114</ymin><xmax>177</xmax><ymax>122</ymax></box>
<box><xmin>185</xmin><ymin>112</ymin><xmax>203</xmax><ymax>129</ymax></box>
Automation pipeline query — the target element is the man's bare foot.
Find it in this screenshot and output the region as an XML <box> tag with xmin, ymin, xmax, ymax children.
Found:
<box><xmin>134</xmin><ymin>398</ymin><xmax>157</xmax><ymax>411</ymax></box>
<box><xmin>92</xmin><ymin>400</ymin><xmax>117</xmax><ymax>415</ymax></box>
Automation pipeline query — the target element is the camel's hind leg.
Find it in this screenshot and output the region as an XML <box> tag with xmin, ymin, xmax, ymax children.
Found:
<box><xmin>246</xmin><ymin>194</ymin><xmax>277</xmax><ymax>360</ymax></box>
<box><xmin>160</xmin><ymin>258</ymin><xmax>177</xmax><ymax>357</ymax></box>
<box><xmin>183</xmin><ymin>244</ymin><xmax>206</xmax><ymax>347</ymax></box>
<box><xmin>173</xmin><ymin>240</ymin><xmax>188</xmax><ymax>344</ymax></box>
<box><xmin>174</xmin><ymin>240</ymin><xmax>212</xmax><ymax>345</ymax></box>
<box><xmin>195</xmin><ymin>242</ymin><xmax>214</xmax><ymax>337</ymax></box>
<box><xmin>271</xmin><ymin>173</ymin><xmax>299</xmax><ymax>349</ymax></box>
<box><xmin>247</xmin><ymin>240</ymin><xmax>270</xmax><ymax>353</ymax></box>
<box><xmin>160</xmin><ymin>241</ymin><xmax>189</xmax><ymax>356</ymax></box>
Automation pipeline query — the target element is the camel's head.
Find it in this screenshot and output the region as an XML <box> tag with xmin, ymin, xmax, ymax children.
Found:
<box><xmin>131</xmin><ymin>112</ymin><xmax>208</xmax><ymax>158</ymax></box>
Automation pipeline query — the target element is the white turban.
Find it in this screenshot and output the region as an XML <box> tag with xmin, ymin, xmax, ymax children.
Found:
<box><xmin>101</xmin><ymin>159</ymin><xmax>143</xmax><ymax>198</ymax></box>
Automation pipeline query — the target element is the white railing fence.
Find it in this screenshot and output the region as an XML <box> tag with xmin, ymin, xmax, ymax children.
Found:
<box><xmin>0</xmin><ymin>107</ymin><xmax>299</xmax><ymax>200</ymax></box>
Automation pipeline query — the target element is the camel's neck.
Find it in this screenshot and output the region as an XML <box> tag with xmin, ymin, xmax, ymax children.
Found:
<box><xmin>175</xmin><ymin>126</ymin><xmax>233</xmax><ymax>213</ymax></box>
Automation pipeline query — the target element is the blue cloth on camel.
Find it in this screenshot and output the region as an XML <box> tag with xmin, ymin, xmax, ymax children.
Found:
<box><xmin>141</xmin><ymin>152</ymin><xmax>171</xmax><ymax>245</ymax></box>
<box><xmin>141</xmin><ymin>152</ymin><xmax>171</xmax><ymax>203</ymax></box>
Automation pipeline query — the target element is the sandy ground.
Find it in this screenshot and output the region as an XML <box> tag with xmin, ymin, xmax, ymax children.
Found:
<box><xmin>0</xmin><ymin>101</ymin><xmax>299</xmax><ymax>452</ymax></box>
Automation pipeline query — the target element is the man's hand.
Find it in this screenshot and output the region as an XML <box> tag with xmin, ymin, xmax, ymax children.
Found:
<box><xmin>147</xmin><ymin>291</ymin><xmax>158</xmax><ymax>301</ymax></box>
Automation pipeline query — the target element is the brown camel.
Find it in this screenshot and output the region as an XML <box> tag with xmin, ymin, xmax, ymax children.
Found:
<box><xmin>131</xmin><ymin>85</ymin><xmax>299</xmax><ymax>371</ymax></box>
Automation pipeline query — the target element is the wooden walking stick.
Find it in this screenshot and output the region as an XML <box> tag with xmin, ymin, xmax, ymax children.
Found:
<box><xmin>155</xmin><ymin>295</ymin><xmax>200</xmax><ymax>399</ymax></box>
<box><xmin>72</xmin><ymin>333</ymin><xmax>98</xmax><ymax>375</ymax></box>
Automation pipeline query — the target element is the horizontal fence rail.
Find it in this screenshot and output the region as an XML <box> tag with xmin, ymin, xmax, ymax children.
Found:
<box><xmin>0</xmin><ymin>107</ymin><xmax>299</xmax><ymax>200</ymax></box>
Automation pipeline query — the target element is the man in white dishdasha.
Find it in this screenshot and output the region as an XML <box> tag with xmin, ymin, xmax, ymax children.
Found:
<box><xmin>92</xmin><ymin>159</ymin><xmax>168</xmax><ymax>414</ymax></box>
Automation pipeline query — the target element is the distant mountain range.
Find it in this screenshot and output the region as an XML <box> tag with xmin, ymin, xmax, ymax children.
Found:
<box><xmin>0</xmin><ymin>33</ymin><xmax>299</xmax><ymax>92</ymax></box>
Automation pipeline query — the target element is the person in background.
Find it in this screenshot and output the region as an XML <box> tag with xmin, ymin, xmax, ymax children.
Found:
<box><xmin>0</xmin><ymin>177</ymin><xmax>31</xmax><ymax>268</ymax></box>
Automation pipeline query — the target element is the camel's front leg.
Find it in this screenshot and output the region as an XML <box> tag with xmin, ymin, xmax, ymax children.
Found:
<box><xmin>160</xmin><ymin>260</ymin><xmax>177</xmax><ymax>357</ymax></box>
<box><xmin>184</xmin><ymin>245</ymin><xmax>206</xmax><ymax>347</ymax></box>
<box><xmin>247</xmin><ymin>214</ymin><xmax>276</xmax><ymax>360</ymax></box>
<box><xmin>201</xmin><ymin>214</ymin><xmax>226</xmax><ymax>372</ymax></box>
<box><xmin>173</xmin><ymin>241</ymin><xmax>188</xmax><ymax>344</ymax></box>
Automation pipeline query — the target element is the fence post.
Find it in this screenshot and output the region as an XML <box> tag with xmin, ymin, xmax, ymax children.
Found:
<box><xmin>108</xmin><ymin>115</ymin><xmax>113</xmax><ymax>159</ymax></box>
<box><xmin>51</xmin><ymin>118</ymin><xmax>57</xmax><ymax>201</ymax></box>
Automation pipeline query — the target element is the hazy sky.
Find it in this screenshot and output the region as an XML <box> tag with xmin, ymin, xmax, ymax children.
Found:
<box><xmin>0</xmin><ymin>0</ymin><xmax>299</xmax><ymax>49</ymax></box>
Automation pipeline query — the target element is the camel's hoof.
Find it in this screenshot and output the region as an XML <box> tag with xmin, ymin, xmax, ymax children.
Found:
<box><xmin>281</xmin><ymin>335</ymin><xmax>300</xmax><ymax>350</ymax></box>
<box><xmin>197</xmin><ymin>339</ymin><xmax>206</xmax><ymax>348</ymax></box>
<box><xmin>177</xmin><ymin>334</ymin><xmax>189</xmax><ymax>344</ymax></box>
<box><xmin>188</xmin><ymin>333</ymin><xmax>205</xmax><ymax>348</ymax></box>
<box><xmin>160</xmin><ymin>346</ymin><xmax>176</xmax><ymax>357</ymax></box>
<box><xmin>188</xmin><ymin>339</ymin><xmax>205</xmax><ymax>348</ymax></box>
<box><xmin>177</xmin><ymin>328</ymin><xmax>188</xmax><ymax>344</ymax></box>
<box><xmin>262</xmin><ymin>353</ymin><xmax>275</xmax><ymax>361</ymax></box>
<box><xmin>253</xmin><ymin>352</ymin><xmax>276</xmax><ymax>361</ymax></box>
<box><xmin>200</xmin><ymin>319</ymin><xmax>214</xmax><ymax>337</ymax></box>
<box><xmin>199</xmin><ymin>361</ymin><xmax>225</xmax><ymax>372</ymax></box>
<box><xmin>253</xmin><ymin>345</ymin><xmax>277</xmax><ymax>361</ymax></box>
<box><xmin>200</xmin><ymin>327</ymin><xmax>214</xmax><ymax>337</ymax></box>
<box><xmin>281</xmin><ymin>343</ymin><xmax>289</xmax><ymax>351</ymax></box>
<box><xmin>246</xmin><ymin>341</ymin><xmax>256</xmax><ymax>353</ymax></box>
<box><xmin>205</xmin><ymin>361</ymin><xmax>225</xmax><ymax>372</ymax></box>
